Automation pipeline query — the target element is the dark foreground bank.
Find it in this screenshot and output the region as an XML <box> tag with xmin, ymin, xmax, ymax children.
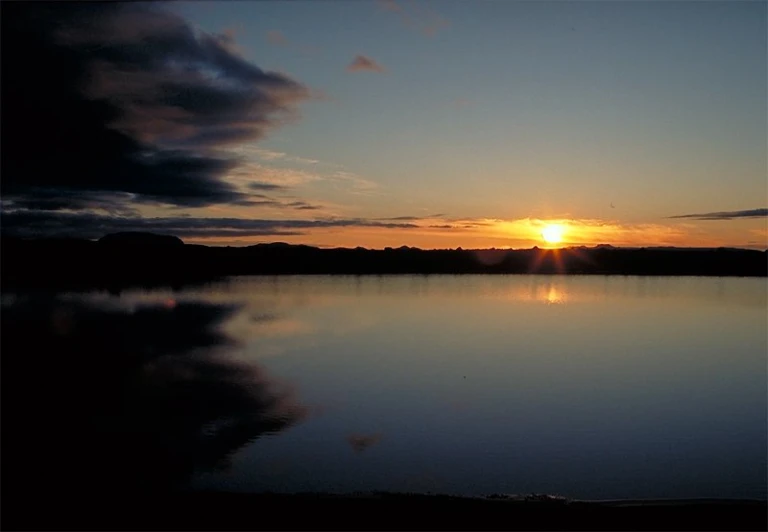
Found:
<box><xmin>3</xmin><ymin>491</ymin><xmax>766</xmax><ymax>531</ymax></box>
<box><xmin>2</xmin><ymin>232</ymin><xmax>766</xmax><ymax>292</ymax></box>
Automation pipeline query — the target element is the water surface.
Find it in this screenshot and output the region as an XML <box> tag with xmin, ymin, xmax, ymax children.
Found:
<box><xmin>4</xmin><ymin>275</ymin><xmax>766</xmax><ymax>500</ymax></box>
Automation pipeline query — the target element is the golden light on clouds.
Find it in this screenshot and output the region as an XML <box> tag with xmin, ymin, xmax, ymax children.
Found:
<box><xmin>484</xmin><ymin>218</ymin><xmax>697</xmax><ymax>249</ymax></box>
<box><xmin>179</xmin><ymin>213</ymin><xmax>765</xmax><ymax>250</ymax></box>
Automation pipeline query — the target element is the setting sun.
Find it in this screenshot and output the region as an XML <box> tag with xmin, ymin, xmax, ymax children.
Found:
<box><xmin>541</xmin><ymin>224</ymin><xmax>565</xmax><ymax>245</ymax></box>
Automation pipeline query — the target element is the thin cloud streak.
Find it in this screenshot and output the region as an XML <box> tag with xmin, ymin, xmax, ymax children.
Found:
<box><xmin>227</xmin><ymin>163</ymin><xmax>323</xmax><ymax>188</ymax></box>
<box><xmin>248</xmin><ymin>182</ymin><xmax>287</xmax><ymax>191</ymax></box>
<box><xmin>668</xmin><ymin>208</ymin><xmax>768</xmax><ymax>221</ymax></box>
<box><xmin>0</xmin><ymin>211</ymin><xmax>420</xmax><ymax>240</ymax></box>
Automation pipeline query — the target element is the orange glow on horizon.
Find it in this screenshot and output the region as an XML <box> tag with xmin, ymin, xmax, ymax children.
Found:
<box><xmin>181</xmin><ymin>216</ymin><xmax>767</xmax><ymax>250</ymax></box>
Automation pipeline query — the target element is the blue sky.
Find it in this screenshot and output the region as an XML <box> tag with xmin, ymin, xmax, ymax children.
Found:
<box><xmin>3</xmin><ymin>1</ymin><xmax>766</xmax><ymax>248</ymax></box>
<box><xmin>165</xmin><ymin>0</ymin><xmax>767</xmax><ymax>247</ymax></box>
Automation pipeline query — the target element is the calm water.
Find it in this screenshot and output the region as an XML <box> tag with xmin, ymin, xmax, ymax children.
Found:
<box><xmin>4</xmin><ymin>275</ymin><xmax>766</xmax><ymax>500</ymax></box>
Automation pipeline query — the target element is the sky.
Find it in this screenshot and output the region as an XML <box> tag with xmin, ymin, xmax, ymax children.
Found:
<box><xmin>1</xmin><ymin>0</ymin><xmax>766</xmax><ymax>249</ymax></box>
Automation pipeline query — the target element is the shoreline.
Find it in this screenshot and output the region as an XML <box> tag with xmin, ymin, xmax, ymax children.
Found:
<box><xmin>5</xmin><ymin>490</ymin><xmax>766</xmax><ymax>531</ymax></box>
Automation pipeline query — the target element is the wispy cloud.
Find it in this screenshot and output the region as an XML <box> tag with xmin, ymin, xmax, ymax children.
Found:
<box><xmin>377</xmin><ymin>0</ymin><xmax>449</xmax><ymax>37</ymax></box>
<box><xmin>287</xmin><ymin>201</ymin><xmax>321</xmax><ymax>211</ymax></box>
<box><xmin>228</xmin><ymin>162</ymin><xmax>322</xmax><ymax>188</ymax></box>
<box><xmin>668</xmin><ymin>208</ymin><xmax>768</xmax><ymax>221</ymax></box>
<box><xmin>347</xmin><ymin>55</ymin><xmax>385</xmax><ymax>73</ymax></box>
<box><xmin>253</xmin><ymin>149</ymin><xmax>319</xmax><ymax>165</ymax></box>
<box><xmin>328</xmin><ymin>171</ymin><xmax>380</xmax><ymax>195</ymax></box>
<box><xmin>225</xmin><ymin>145</ymin><xmax>321</xmax><ymax>166</ymax></box>
<box><xmin>220</xmin><ymin>150</ymin><xmax>380</xmax><ymax>201</ymax></box>
<box><xmin>249</xmin><ymin>148</ymin><xmax>287</xmax><ymax>161</ymax></box>
<box><xmin>265</xmin><ymin>30</ymin><xmax>288</xmax><ymax>46</ymax></box>
<box><xmin>225</xmin><ymin>163</ymin><xmax>381</xmax><ymax>200</ymax></box>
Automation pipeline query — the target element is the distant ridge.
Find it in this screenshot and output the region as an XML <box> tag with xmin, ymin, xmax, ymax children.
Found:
<box><xmin>2</xmin><ymin>232</ymin><xmax>766</xmax><ymax>291</ymax></box>
<box><xmin>98</xmin><ymin>232</ymin><xmax>184</xmax><ymax>248</ymax></box>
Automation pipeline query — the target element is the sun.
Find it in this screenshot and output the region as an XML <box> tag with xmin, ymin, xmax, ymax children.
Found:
<box><xmin>541</xmin><ymin>224</ymin><xmax>565</xmax><ymax>245</ymax></box>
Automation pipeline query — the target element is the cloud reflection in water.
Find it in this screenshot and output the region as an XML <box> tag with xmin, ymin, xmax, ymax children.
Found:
<box><xmin>1</xmin><ymin>297</ymin><xmax>307</xmax><ymax>497</ymax></box>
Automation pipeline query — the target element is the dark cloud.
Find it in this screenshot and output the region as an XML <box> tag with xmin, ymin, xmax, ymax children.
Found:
<box><xmin>218</xmin><ymin>192</ymin><xmax>320</xmax><ymax>211</ymax></box>
<box><xmin>288</xmin><ymin>201</ymin><xmax>321</xmax><ymax>211</ymax></box>
<box><xmin>1</xmin><ymin>3</ymin><xmax>310</xmax><ymax>212</ymax></box>
<box><xmin>347</xmin><ymin>55</ymin><xmax>385</xmax><ymax>73</ymax></box>
<box><xmin>668</xmin><ymin>208</ymin><xmax>768</xmax><ymax>221</ymax></box>
<box><xmin>3</xmin><ymin>191</ymin><xmax>139</xmax><ymax>216</ymax></box>
<box><xmin>239</xmin><ymin>199</ymin><xmax>283</xmax><ymax>208</ymax></box>
<box><xmin>249</xmin><ymin>182</ymin><xmax>288</xmax><ymax>191</ymax></box>
<box><xmin>230</xmin><ymin>198</ymin><xmax>322</xmax><ymax>211</ymax></box>
<box><xmin>346</xmin><ymin>433</ymin><xmax>383</xmax><ymax>453</ymax></box>
<box><xmin>1</xmin><ymin>211</ymin><xmax>420</xmax><ymax>240</ymax></box>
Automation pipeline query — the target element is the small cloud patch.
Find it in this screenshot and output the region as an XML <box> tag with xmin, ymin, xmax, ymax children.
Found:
<box><xmin>347</xmin><ymin>55</ymin><xmax>385</xmax><ymax>73</ymax></box>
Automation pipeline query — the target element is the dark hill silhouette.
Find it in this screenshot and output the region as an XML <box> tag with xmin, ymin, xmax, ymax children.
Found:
<box><xmin>98</xmin><ymin>231</ymin><xmax>184</xmax><ymax>249</ymax></box>
<box><xmin>1</xmin><ymin>232</ymin><xmax>765</xmax><ymax>291</ymax></box>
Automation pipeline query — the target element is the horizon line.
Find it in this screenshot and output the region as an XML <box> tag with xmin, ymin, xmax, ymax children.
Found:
<box><xmin>3</xmin><ymin>233</ymin><xmax>765</xmax><ymax>253</ymax></box>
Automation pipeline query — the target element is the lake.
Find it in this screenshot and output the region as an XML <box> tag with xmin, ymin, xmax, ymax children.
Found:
<box><xmin>2</xmin><ymin>275</ymin><xmax>766</xmax><ymax>501</ymax></box>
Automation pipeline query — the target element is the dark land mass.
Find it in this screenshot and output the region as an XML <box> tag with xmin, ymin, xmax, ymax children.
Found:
<box><xmin>3</xmin><ymin>491</ymin><xmax>766</xmax><ymax>531</ymax></box>
<box><xmin>1</xmin><ymin>232</ymin><xmax>766</xmax><ymax>291</ymax></box>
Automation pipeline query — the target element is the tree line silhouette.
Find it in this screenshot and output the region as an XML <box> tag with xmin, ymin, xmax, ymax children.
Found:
<box><xmin>2</xmin><ymin>232</ymin><xmax>764</xmax><ymax>291</ymax></box>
